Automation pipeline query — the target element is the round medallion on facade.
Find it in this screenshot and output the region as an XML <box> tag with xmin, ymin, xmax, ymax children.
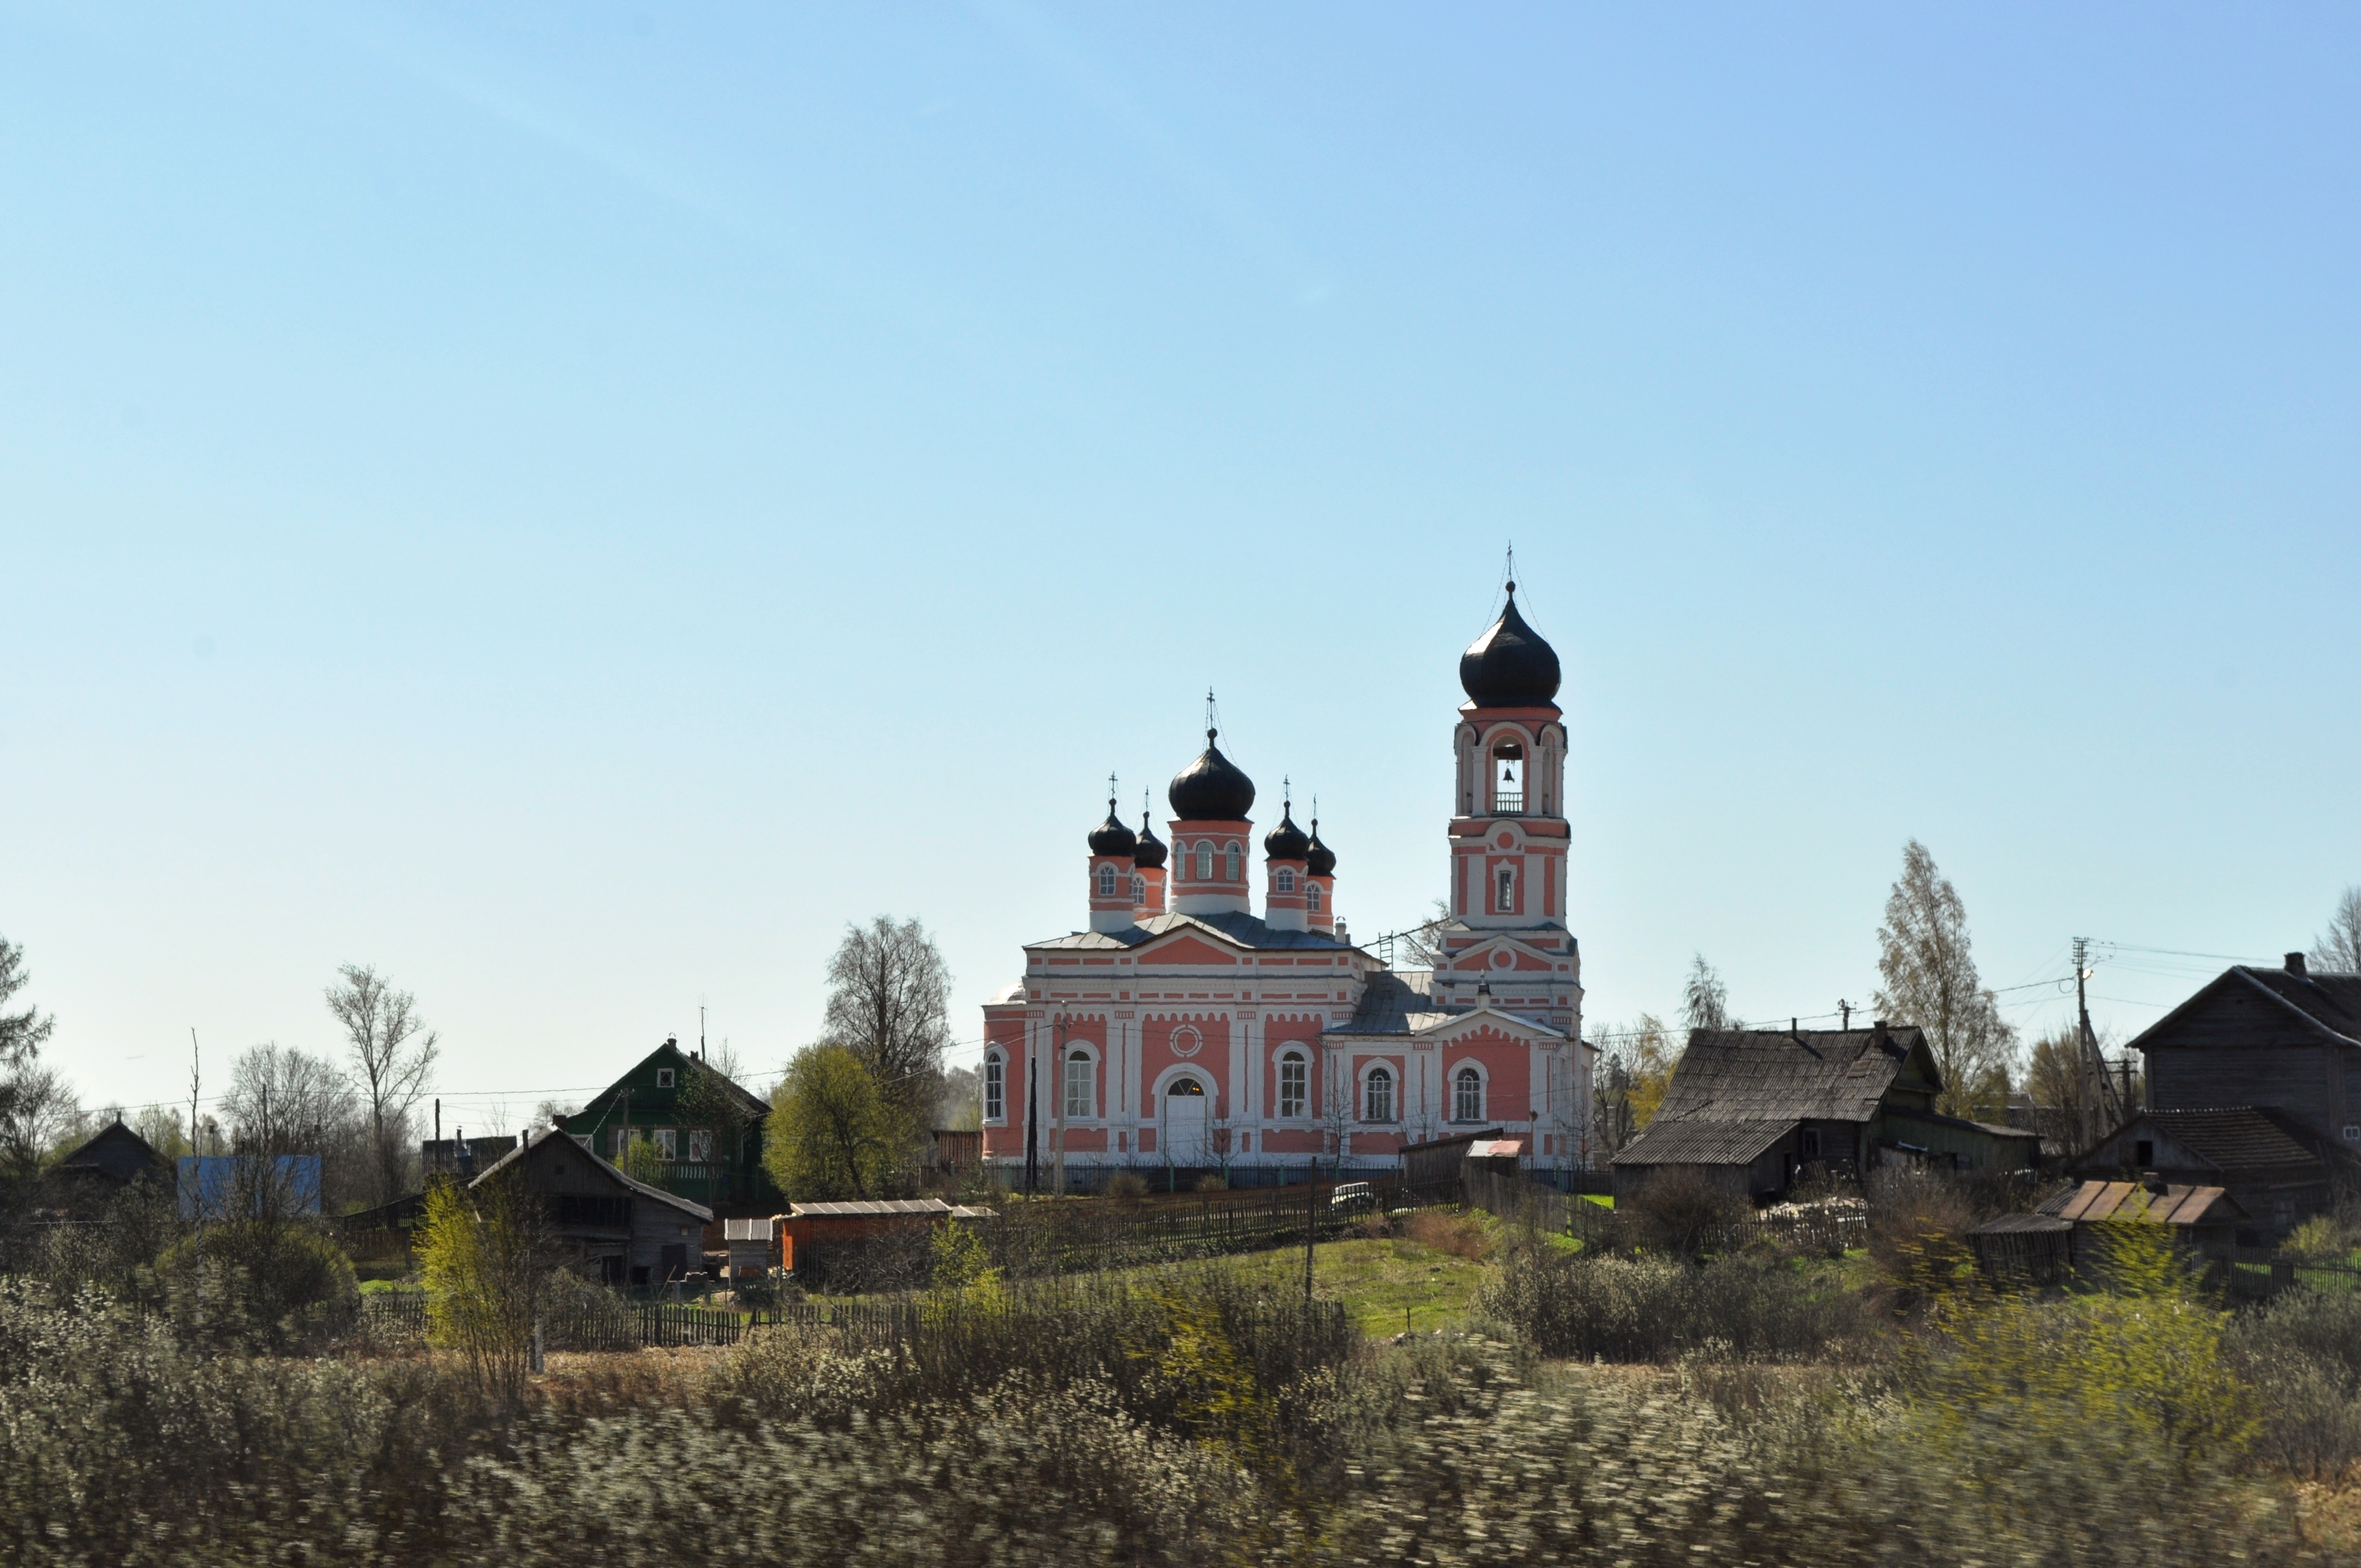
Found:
<box><xmin>1170</xmin><ymin>1024</ymin><xmax>1202</xmax><ymax>1058</ymax></box>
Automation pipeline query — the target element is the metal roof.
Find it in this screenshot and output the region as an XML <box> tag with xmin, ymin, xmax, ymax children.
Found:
<box><xmin>1612</xmin><ymin>1117</ymin><xmax>1796</xmax><ymax>1167</ymax></box>
<box><xmin>787</xmin><ymin>1198</ymin><xmax>956</xmax><ymax>1218</ymax></box>
<box><xmin>1467</xmin><ymin>1138</ymin><xmax>1528</xmax><ymax>1159</ymax></box>
<box><xmin>1029</xmin><ymin>910</ymin><xmax>1362</xmax><ymax>954</ymax></box>
<box><xmin>2041</xmin><ymin>1180</ymin><xmax>2243</xmax><ymax>1226</ymax></box>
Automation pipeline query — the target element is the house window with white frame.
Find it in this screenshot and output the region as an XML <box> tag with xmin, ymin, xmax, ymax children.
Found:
<box><xmin>1275</xmin><ymin>868</ymin><xmax>1296</xmax><ymax>893</ymax></box>
<box><xmin>1064</xmin><ymin>1049</ymin><xmax>1095</xmax><ymax>1119</ymax></box>
<box><xmin>1279</xmin><ymin>1051</ymin><xmax>1308</xmax><ymax>1118</ymax></box>
<box><xmin>1453</xmin><ymin>1065</ymin><xmax>1484</xmax><ymax>1124</ymax></box>
<box><xmin>984</xmin><ymin>1051</ymin><xmax>1005</xmax><ymax>1122</ymax></box>
<box><xmin>687</xmin><ymin>1128</ymin><xmax>712</xmax><ymax>1163</ymax></box>
<box><xmin>653</xmin><ymin>1128</ymin><xmax>677</xmax><ymax>1160</ymax></box>
<box><xmin>1364</xmin><ymin>1065</ymin><xmax>1395</xmax><ymax>1124</ymax></box>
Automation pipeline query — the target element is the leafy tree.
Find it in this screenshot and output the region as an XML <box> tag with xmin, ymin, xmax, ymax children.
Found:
<box><xmin>764</xmin><ymin>1044</ymin><xmax>894</xmax><ymax>1201</ymax></box>
<box><xmin>416</xmin><ymin>1174</ymin><xmax>555</xmax><ymax>1406</ymax></box>
<box><xmin>936</xmin><ymin>1065</ymin><xmax>983</xmax><ymax>1133</ymax></box>
<box><xmin>1590</xmin><ymin>1013</ymin><xmax>1677</xmax><ymax>1160</ymax></box>
<box><xmin>675</xmin><ymin>1045</ymin><xmax>762</xmax><ymax>1200</ymax></box>
<box><xmin>1873</xmin><ymin>840</ymin><xmax>2016</xmax><ymax>1119</ymax></box>
<box><xmin>619</xmin><ymin>1131</ymin><xmax>668</xmax><ymax>1187</ymax></box>
<box><xmin>324</xmin><ymin>964</ymin><xmax>439</xmax><ymax>1205</ymax></box>
<box><xmin>2313</xmin><ymin>884</ymin><xmax>2361</xmax><ymax>973</ymax></box>
<box><xmin>822</xmin><ymin>917</ymin><xmax>952</xmax><ymax>1150</ymax></box>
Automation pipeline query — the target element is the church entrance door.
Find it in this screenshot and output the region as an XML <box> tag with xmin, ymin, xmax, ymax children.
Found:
<box><xmin>1164</xmin><ymin>1078</ymin><xmax>1209</xmax><ymax>1167</ymax></box>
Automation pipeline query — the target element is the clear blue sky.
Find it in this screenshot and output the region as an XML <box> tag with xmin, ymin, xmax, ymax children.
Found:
<box><xmin>5</xmin><ymin>3</ymin><xmax>2358</xmax><ymax>1128</ymax></box>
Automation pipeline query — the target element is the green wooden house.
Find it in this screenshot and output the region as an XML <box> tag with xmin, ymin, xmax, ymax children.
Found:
<box><xmin>561</xmin><ymin>1037</ymin><xmax>779</xmax><ymax>1215</ymax></box>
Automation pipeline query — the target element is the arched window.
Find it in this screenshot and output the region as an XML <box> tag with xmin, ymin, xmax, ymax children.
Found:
<box><xmin>984</xmin><ymin>1052</ymin><xmax>1005</xmax><ymax>1122</ymax></box>
<box><xmin>1225</xmin><ymin>844</ymin><xmax>1241</xmax><ymax>880</ymax></box>
<box><xmin>1097</xmin><ymin>864</ymin><xmax>1116</xmax><ymax>898</ymax></box>
<box><xmin>1364</xmin><ymin>1065</ymin><xmax>1394</xmax><ymax>1124</ymax></box>
<box><xmin>1278</xmin><ymin>1051</ymin><xmax>1308</xmax><ymax>1118</ymax></box>
<box><xmin>1491</xmin><ymin>739</ymin><xmax>1526</xmax><ymax>815</ymax></box>
<box><xmin>1132</xmin><ymin>874</ymin><xmax>1146</xmax><ymax>904</ymax></box>
<box><xmin>1275</xmin><ymin>868</ymin><xmax>1296</xmax><ymax>894</ymax></box>
<box><xmin>1306</xmin><ymin>881</ymin><xmax>1323</xmax><ymax>911</ymax></box>
<box><xmin>1494</xmin><ymin>865</ymin><xmax>1516</xmax><ymax>913</ymax></box>
<box><xmin>1453</xmin><ymin>1065</ymin><xmax>1484</xmax><ymax>1124</ymax></box>
<box><xmin>1063</xmin><ymin>1049</ymin><xmax>1095</xmax><ymax>1120</ymax></box>
<box><xmin>1195</xmin><ymin>843</ymin><xmax>1213</xmax><ymax>880</ymax></box>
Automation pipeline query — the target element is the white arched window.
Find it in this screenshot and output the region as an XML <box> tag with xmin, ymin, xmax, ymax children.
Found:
<box><xmin>1275</xmin><ymin>868</ymin><xmax>1296</xmax><ymax>894</ymax></box>
<box><xmin>1494</xmin><ymin>865</ymin><xmax>1516</xmax><ymax>913</ymax></box>
<box><xmin>1097</xmin><ymin>864</ymin><xmax>1117</xmax><ymax>898</ymax></box>
<box><xmin>984</xmin><ymin>1051</ymin><xmax>1005</xmax><ymax>1123</ymax></box>
<box><xmin>1278</xmin><ymin>1051</ymin><xmax>1308</xmax><ymax>1118</ymax></box>
<box><xmin>1306</xmin><ymin>882</ymin><xmax>1323</xmax><ymax>911</ymax></box>
<box><xmin>1132</xmin><ymin>874</ymin><xmax>1146</xmax><ymax>904</ymax></box>
<box><xmin>1225</xmin><ymin>844</ymin><xmax>1241</xmax><ymax>880</ymax></box>
<box><xmin>1195</xmin><ymin>843</ymin><xmax>1214</xmax><ymax>880</ymax></box>
<box><xmin>1453</xmin><ymin>1065</ymin><xmax>1484</xmax><ymax>1124</ymax></box>
<box><xmin>1364</xmin><ymin>1065</ymin><xmax>1395</xmax><ymax>1124</ymax></box>
<box><xmin>1063</xmin><ymin>1049</ymin><xmax>1096</xmax><ymax>1120</ymax></box>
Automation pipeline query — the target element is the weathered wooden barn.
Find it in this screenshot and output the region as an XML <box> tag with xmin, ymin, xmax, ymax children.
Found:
<box><xmin>25</xmin><ymin>1120</ymin><xmax>169</xmax><ymax>1222</ymax></box>
<box><xmin>2072</xmin><ymin>1105</ymin><xmax>2361</xmax><ymax>1243</ymax></box>
<box><xmin>2132</xmin><ymin>953</ymin><xmax>2361</xmax><ymax>1144</ymax></box>
<box><xmin>1969</xmin><ymin>1178</ymin><xmax>2245</xmax><ymax>1284</ymax></box>
<box><xmin>470</xmin><ymin>1125</ymin><xmax>714</xmax><ymax>1287</ymax></box>
<box><xmin>1611</xmin><ymin>1022</ymin><xmax>2038</xmax><ymax>1204</ymax></box>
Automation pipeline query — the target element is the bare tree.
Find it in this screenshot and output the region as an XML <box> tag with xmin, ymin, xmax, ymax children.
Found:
<box><xmin>2313</xmin><ymin>886</ymin><xmax>2361</xmax><ymax>974</ymax></box>
<box><xmin>224</xmin><ymin>1041</ymin><xmax>367</xmax><ymax>1209</ymax></box>
<box><xmin>822</xmin><ymin>917</ymin><xmax>952</xmax><ymax>1144</ymax></box>
<box><xmin>1681</xmin><ymin>955</ymin><xmax>1733</xmax><ymax>1033</ymax></box>
<box><xmin>1872</xmin><ymin>840</ymin><xmax>2016</xmax><ymax>1120</ymax></box>
<box><xmin>326</xmin><ymin>964</ymin><xmax>439</xmax><ymax>1205</ymax></box>
<box><xmin>0</xmin><ymin>1065</ymin><xmax>81</xmax><ymax>1197</ymax></box>
<box><xmin>1398</xmin><ymin>898</ymin><xmax>1455</xmax><ymax>970</ymax></box>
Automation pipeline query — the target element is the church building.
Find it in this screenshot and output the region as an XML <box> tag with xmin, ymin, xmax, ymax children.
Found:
<box><xmin>979</xmin><ymin>581</ymin><xmax>1595</xmax><ymax>1181</ymax></box>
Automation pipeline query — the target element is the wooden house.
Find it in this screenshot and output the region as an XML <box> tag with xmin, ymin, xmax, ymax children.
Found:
<box><xmin>2071</xmin><ymin>1105</ymin><xmax>2361</xmax><ymax>1244</ymax></box>
<box><xmin>1611</xmin><ymin>1022</ymin><xmax>2038</xmax><ymax>1204</ymax></box>
<box><xmin>2131</xmin><ymin>953</ymin><xmax>2361</xmax><ymax>1146</ymax></box>
<box><xmin>25</xmin><ymin>1120</ymin><xmax>169</xmax><ymax>1222</ymax></box>
<box><xmin>559</xmin><ymin>1036</ymin><xmax>778</xmax><ymax>1216</ymax></box>
<box><xmin>471</xmin><ymin>1125</ymin><xmax>715</xmax><ymax>1288</ymax></box>
<box><xmin>1400</xmin><ymin>1128</ymin><xmax>1503</xmax><ymax>1191</ymax></box>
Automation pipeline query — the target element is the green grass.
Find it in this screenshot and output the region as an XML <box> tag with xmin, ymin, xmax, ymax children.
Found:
<box><xmin>1221</xmin><ymin>1236</ymin><xmax>1496</xmax><ymax>1336</ymax></box>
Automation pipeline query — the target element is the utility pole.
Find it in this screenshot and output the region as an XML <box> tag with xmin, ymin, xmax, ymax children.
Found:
<box><xmin>189</xmin><ymin>1029</ymin><xmax>204</xmax><ymax>1347</ymax></box>
<box><xmin>2075</xmin><ymin>937</ymin><xmax>2125</xmax><ymax>1144</ymax></box>
<box><xmin>1023</xmin><ymin>1040</ymin><xmax>1038</xmax><ymax>1197</ymax></box>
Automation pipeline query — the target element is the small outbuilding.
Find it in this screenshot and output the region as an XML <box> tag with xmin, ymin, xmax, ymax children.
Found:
<box><xmin>25</xmin><ymin>1120</ymin><xmax>170</xmax><ymax>1222</ymax></box>
<box><xmin>2072</xmin><ymin>1105</ymin><xmax>2361</xmax><ymax>1244</ymax></box>
<box><xmin>1970</xmin><ymin>1178</ymin><xmax>2246</xmax><ymax>1285</ymax></box>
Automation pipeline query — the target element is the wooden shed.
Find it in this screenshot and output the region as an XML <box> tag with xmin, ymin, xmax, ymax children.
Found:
<box><xmin>1400</xmin><ymin>1129</ymin><xmax>1501</xmax><ymax>1193</ymax></box>
<box><xmin>2072</xmin><ymin>1105</ymin><xmax>2361</xmax><ymax>1244</ymax></box>
<box><xmin>470</xmin><ymin>1125</ymin><xmax>715</xmax><ymax>1288</ymax></box>
<box><xmin>1969</xmin><ymin>1179</ymin><xmax>2245</xmax><ymax>1285</ymax></box>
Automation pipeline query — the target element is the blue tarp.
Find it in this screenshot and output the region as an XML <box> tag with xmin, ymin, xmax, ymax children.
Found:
<box><xmin>176</xmin><ymin>1155</ymin><xmax>323</xmax><ymax>1218</ymax></box>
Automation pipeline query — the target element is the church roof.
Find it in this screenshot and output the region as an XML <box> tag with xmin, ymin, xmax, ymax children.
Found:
<box><xmin>1030</xmin><ymin>910</ymin><xmax>1360</xmax><ymax>954</ymax></box>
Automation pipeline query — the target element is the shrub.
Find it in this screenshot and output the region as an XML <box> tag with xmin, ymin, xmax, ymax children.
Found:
<box><xmin>1404</xmin><ymin>1207</ymin><xmax>1492</xmax><ymax>1260</ymax></box>
<box><xmin>1478</xmin><ymin>1247</ymin><xmax>1877</xmax><ymax>1363</ymax></box>
<box><xmin>2226</xmin><ymin>1287</ymin><xmax>2361</xmax><ymax>1478</ymax></box>
<box><xmin>2283</xmin><ymin>1214</ymin><xmax>2356</xmax><ymax>1263</ymax></box>
<box><xmin>152</xmin><ymin>1218</ymin><xmax>357</xmax><ymax>1352</ymax></box>
<box><xmin>1619</xmin><ymin>1166</ymin><xmax>1746</xmax><ymax>1256</ymax></box>
<box><xmin>1105</xmin><ymin>1170</ymin><xmax>1150</xmax><ymax>1201</ymax></box>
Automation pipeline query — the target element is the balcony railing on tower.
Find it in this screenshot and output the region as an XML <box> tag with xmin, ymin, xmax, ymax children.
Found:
<box><xmin>1490</xmin><ymin>790</ymin><xmax>1524</xmax><ymax>815</ymax></box>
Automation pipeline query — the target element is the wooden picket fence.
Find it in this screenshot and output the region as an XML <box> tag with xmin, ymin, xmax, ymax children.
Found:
<box><xmin>357</xmin><ymin>1290</ymin><xmax>750</xmax><ymax>1350</ymax></box>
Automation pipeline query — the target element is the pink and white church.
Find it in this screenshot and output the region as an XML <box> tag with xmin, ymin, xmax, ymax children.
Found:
<box><xmin>980</xmin><ymin>582</ymin><xmax>1596</xmax><ymax>1180</ymax></box>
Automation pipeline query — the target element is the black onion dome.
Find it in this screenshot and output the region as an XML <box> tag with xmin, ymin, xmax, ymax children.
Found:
<box><xmin>1133</xmin><ymin>814</ymin><xmax>1167</xmax><ymax>870</ymax></box>
<box><xmin>1167</xmin><ymin>730</ymin><xmax>1256</xmax><ymax>819</ymax></box>
<box><xmin>1087</xmin><ymin>800</ymin><xmax>1137</xmax><ymax>858</ymax></box>
<box><xmin>1263</xmin><ymin>808</ymin><xmax>1310</xmax><ymax>861</ymax></box>
<box><xmin>1458</xmin><ymin>583</ymin><xmax>1561</xmax><ymax>706</ymax></box>
<box><xmin>1305</xmin><ymin>823</ymin><xmax>1336</xmax><ymax>878</ymax></box>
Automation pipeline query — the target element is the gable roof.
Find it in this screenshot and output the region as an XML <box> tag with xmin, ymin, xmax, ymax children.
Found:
<box><xmin>1650</xmin><ymin>1025</ymin><xmax>1937</xmax><ymax>1127</ymax></box>
<box><xmin>2131</xmin><ymin>965</ymin><xmax>2361</xmax><ymax>1053</ymax></box>
<box><xmin>577</xmin><ymin>1038</ymin><xmax>771</xmax><ymax>1123</ymax></box>
<box><xmin>51</xmin><ymin>1120</ymin><xmax>167</xmax><ymax>1184</ymax></box>
<box><xmin>2084</xmin><ymin>1105</ymin><xmax>2361</xmax><ymax>1176</ymax></box>
<box><xmin>1030</xmin><ymin>910</ymin><xmax>1363</xmax><ymax>956</ymax></box>
<box><xmin>473</xmin><ymin>1126</ymin><xmax>714</xmax><ymax>1223</ymax></box>
<box><xmin>1328</xmin><ymin>969</ymin><xmax>1568</xmax><ymax>1042</ymax></box>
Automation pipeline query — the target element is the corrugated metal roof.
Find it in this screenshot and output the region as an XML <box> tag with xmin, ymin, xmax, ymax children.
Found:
<box><xmin>788</xmin><ymin>1198</ymin><xmax>956</xmax><ymax>1218</ymax></box>
<box><xmin>1612</xmin><ymin>1117</ymin><xmax>1795</xmax><ymax>1167</ymax></box>
<box><xmin>1467</xmin><ymin>1138</ymin><xmax>1528</xmax><ymax>1159</ymax></box>
<box><xmin>722</xmin><ymin>1217</ymin><xmax>777</xmax><ymax>1241</ymax></box>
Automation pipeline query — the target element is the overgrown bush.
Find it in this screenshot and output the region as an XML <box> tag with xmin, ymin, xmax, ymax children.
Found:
<box><xmin>152</xmin><ymin>1217</ymin><xmax>357</xmax><ymax>1351</ymax></box>
<box><xmin>2228</xmin><ymin>1287</ymin><xmax>2361</xmax><ymax>1478</ymax></box>
<box><xmin>1478</xmin><ymin>1245</ymin><xmax>1879</xmax><ymax>1363</ymax></box>
<box><xmin>1618</xmin><ymin>1165</ymin><xmax>1746</xmax><ymax>1256</ymax></box>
